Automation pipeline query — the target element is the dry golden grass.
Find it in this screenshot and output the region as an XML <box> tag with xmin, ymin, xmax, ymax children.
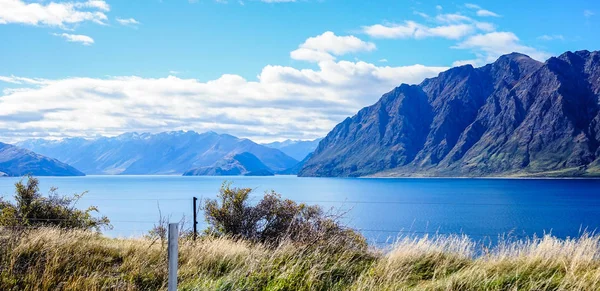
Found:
<box><xmin>2</xmin><ymin>228</ymin><xmax>600</xmax><ymax>290</ymax></box>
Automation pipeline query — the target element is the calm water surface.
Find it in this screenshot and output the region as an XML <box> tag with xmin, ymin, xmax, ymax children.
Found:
<box><xmin>1</xmin><ymin>175</ymin><xmax>599</xmax><ymax>244</ymax></box>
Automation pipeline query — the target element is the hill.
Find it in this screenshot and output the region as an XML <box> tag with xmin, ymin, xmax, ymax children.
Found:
<box><xmin>183</xmin><ymin>152</ymin><xmax>274</xmax><ymax>176</ymax></box>
<box><xmin>0</xmin><ymin>142</ymin><xmax>84</xmax><ymax>176</ymax></box>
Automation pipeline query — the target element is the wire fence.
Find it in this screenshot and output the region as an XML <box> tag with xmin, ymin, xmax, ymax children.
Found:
<box><xmin>3</xmin><ymin>194</ymin><xmax>587</xmax><ymax>245</ymax></box>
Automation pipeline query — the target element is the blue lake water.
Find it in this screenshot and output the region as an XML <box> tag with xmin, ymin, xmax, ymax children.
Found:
<box><xmin>1</xmin><ymin>175</ymin><xmax>600</xmax><ymax>244</ymax></box>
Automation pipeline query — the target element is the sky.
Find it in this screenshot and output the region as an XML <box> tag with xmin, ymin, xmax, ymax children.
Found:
<box><xmin>0</xmin><ymin>0</ymin><xmax>598</xmax><ymax>143</ymax></box>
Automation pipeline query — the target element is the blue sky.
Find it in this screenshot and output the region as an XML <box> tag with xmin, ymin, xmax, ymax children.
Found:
<box><xmin>0</xmin><ymin>0</ymin><xmax>598</xmax><ymax>142</ymax></box>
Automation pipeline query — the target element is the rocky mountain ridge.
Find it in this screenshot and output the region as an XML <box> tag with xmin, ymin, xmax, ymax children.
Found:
<box><xmin>299</xmin><ymin>50</ymin><xmax>600</xmax><ymax>177</ymax></box>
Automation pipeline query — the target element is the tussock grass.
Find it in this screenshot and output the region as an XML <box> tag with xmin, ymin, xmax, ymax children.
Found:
<box><xmin>2</xmin><ymin>229</ymin><xmax>600</xmax><ymax>290</ymax></box>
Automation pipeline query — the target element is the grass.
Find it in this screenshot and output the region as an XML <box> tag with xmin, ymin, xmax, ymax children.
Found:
<box><xmin>2</xmin><ymin>229</ymin><xmax>600</xmax><ymax>290</ymax></box>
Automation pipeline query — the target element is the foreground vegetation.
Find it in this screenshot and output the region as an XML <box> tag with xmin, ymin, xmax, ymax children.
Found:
<box><xmin>3</xmin><ymin>228</ymin><xmax>600</xmax><ymax>290</ymax></box>
<box><xmin>2</xmin><ymin>177</ymin><xmax>600</xmax><ymax>290</ymax></box>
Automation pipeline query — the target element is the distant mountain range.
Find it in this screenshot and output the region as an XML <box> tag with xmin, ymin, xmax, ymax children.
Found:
<box><xmin>263</xmin><ymin>138</ymin><xmax>322</xmax><ymax>160</ymax></box>
<box><xmin>0</xmin><ymin>142</ymin><xmax>84</xmax><ymax>177</ymax></box>
<box><xmin>300</xmin><ymin>50</ymin><xmax>600</xmax><ymax>177</ymax></box>
<box><xmin>18</xmin><ymin>131</ymin><xmax>299</xmax><ymax>175</ymax></box>
<box><xmin>183</xmin><ymin>152</ymin><xmax>274</xmax><ymax>176</ymax></box>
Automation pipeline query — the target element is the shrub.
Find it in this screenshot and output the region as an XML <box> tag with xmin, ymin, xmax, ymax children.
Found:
<box><xmin>0</xmin><ymin>176</ymin><xmax>110</xmax><ymax>231</ymax></box>
<box><xmin>203</xmin><ymin>182</ymin><xmax>366</xmax><ymax>248</ymax></box>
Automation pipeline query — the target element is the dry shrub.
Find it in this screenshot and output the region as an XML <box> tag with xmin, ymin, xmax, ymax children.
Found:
<box><xmin>0</xmin><ymin>176</ymin><xmax>110</xmax><ymax>231</ymax></box>
<box><xmin>203</xmin><ymin>182</ymin><xmax>366</xmax><ymax>249</ymax></box>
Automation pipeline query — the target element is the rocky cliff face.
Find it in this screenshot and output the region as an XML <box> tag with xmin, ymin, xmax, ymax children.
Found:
<box><xmin>299</xmin><ymin>50</ymin><xmax>600</xmax><ymax>177</ymax></box>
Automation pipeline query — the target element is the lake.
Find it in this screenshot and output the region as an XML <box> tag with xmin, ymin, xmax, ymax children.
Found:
<box><xmin>1</xmin><ymin>175</ymin><xmax>600</xmax><ymax>244</ymax></box>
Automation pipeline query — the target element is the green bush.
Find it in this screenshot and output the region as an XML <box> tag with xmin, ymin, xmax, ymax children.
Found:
<box><xmin>203</xmin><ymin>182</ymin><xmax>366</xmax><ymax>248</ymax></box>
<box><xmin>0</xmin><ymin>176</ymin><xmax>110</xmax><ymax>231</ymax></box>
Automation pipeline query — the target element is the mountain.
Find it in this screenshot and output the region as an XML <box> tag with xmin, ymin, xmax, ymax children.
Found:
<box><xmin>183</xmin><ymin>152</ymin><xmax>274</xmax><ymax>176</ymax></box>
<box><xmin>18</xmin><ymin>131</ymin><xmax>298</xmax><ymax>175</ymax></box>
<box><xmin>263</xmin><ymin>138</ymin><xmax>323</xmax><ymax>160</ymax></box>
<box><xmin>299</xmin><ymin>50</ymin><xmax>600</xmax><ymax>177</ymax></box>
<box><xmin>0</xmin><ymin>142</ymin><xmax>84</xmax><ymax>176</ymax></box>
<box><xmin>277</xmin><ymin>153</ymin><xmax>313</xmax><ymax>175</ymax></box>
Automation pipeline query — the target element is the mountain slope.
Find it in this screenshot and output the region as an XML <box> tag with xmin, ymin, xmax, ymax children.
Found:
<box><xmin>263</xmin><ymin>138</ymin><xmax>323</xmax><ymax>160</ymax></box>
<box><xmin>277</xmin><ymin>153</ymin><xmax>313</xmax><ymax>175</ymax></box>
<box><xmin>183</xmin><ymin>152</ymin><xmax>274</xmax><ymax>176</ymax></box>
<box><xmin>0</xmin><ymin>143</ymin><xmax>84</xmax><ymax>176</ymax></box>
<box><xmin>299</xmin><ymin>50</ymin><xmax>600</xmax><ymax>177</ymax></box>
<box><xmin>18</xmin><ymin>131</ymin><xmax>298</xmax><ymax>175</ymax></box>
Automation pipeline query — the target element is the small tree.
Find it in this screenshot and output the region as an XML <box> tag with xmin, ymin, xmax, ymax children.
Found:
<box><xmin>203</xmin><ymin>182</ymin><xmax>366</xmax><ymax>248</ymax></box>
<box><xmin>0</xmin><ymin>176</ymin><xmax>110</xmax><ymax>231</ymax></box>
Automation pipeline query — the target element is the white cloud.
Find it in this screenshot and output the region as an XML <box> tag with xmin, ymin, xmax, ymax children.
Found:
<box><xmin>537</xmin><ymin>34</ymin><xmax>564</xmax><ymax>41</ymax></box>
<box><xmin>75</xmin><ymin>0</ymin><xmax>109</xmax><ymax>11</ymax></box>
<box><xmin>436</xmin><ymin>13</ymin><xmax>472</xmax><ymax>23</ymax></box>
<box><xmin>116</xmin><ymin>17</ymin><xmax>140</xmax><ymax>26</ymax></box>
<box><xmin>584</xmin><ymin>10</ymin><xmax>595</xmax><ymax>18</ymax></box>
<box><xmin>0</xmin><ymin>61</ymin><xmax>447</xmax><ymax>142</ymax></box>
<box><xmin>451</xmin><ymin>59</ymin><xmax>479</xmax><ymax>67</ymax></box>
<box><xmin>364</xmin><ymin>10</ymin><xmax>497</xmax><ymax>40</ymax></box>
<box><xmin>414</xmin><ymin>11</ymin><xmax>430</xmax><ymax>19</ymax></box>
<box><xmin>379</xmin><ymin>58</ymin><xmax>388</xmax><ymax>62</ymax></box>
<box><xmin>436</xmin><ymin>5</ymin><xmax>442</xmax><ymax>10</ymax></box>
<box><xmin>465</xmin><ymin>3</ymin><xmax>501</xmax><ymax>18</ymax></box>
<box><xmin>0</xmin><ymin>0</ymin><xmax>109</xmax><ymax>27</ymax></box>
<box><xmin>476</xmin><ymin>9</ymin><xmax>500</xmax><ymax>17</ymax></box>
<box><xmin>290</xmin><ymin>31</ymin><xmax>376</xmax><ymax>63</ymax></box>
<box><xmin>52</xmin><ymin>33</ymin><xmax>94</xmax><ymax>45</ymax></box>
<box><xmin>363</xmin><ymin>21</ymin><xmax>475</xmax><ymax>40</ymax></box>
<box><xmin>0</xmin><ymin>76</ymin><xmax>48</xmax><ymax>85</ymax></box>
<box><xmin>361</xmin><ymin>6</ymin><xmax>546</xmax><ymax>69</ymax></box>
<box><xmin>474</xmin><ymin>22</ymin><xmax>495</xmax><ymax>32</ymax></box>
<box><xmin>290</xmin><ymin>48</ymin><xmax>336</xmax><ymax>62</ymax></box>
<box><xmin>453</xmin><ymin>32</ymin><xmax>550</xmax><ymax>66</ymax></box>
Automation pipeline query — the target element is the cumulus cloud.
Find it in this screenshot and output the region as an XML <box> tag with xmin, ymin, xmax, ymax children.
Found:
<box><xmin>362</xmin><ymin>6</ymin><xmax>545</xmax><ymax>68</ymax></box>
<box><xmin>0</xmin><ymin>0</ymin><xmax>109</xmax><ymax>27</ymax></box>
<box><xmin>52</xmin><ymin>33</ymin><xmax>94</xmax><ymax>45</ymax></box>
<box><xmin>75</xmin><ymin>0</ymin><xmax>109</xmax><ymax>11</ymax></box>
<box><xmin>0</xmin><ymin>61</ymin><xmax>447</xmax><ymax>142</ymax></box>
<box><xmin>290</xmin><ymin>31</ymin><xmax>376</xmax><ymax>63</ymax></box>
<box><xmin>363</xmin><ymin>11</ymin><xmax>497</xmax><ymax>40</ymax></box>
<box><xmin>452</xmin><ymin>32</ymin><xmax>550</xmax><ymax>66</ymax></box>
<box><xmin>465</xmin><ymin>3</ymin><xmax>501</xmax><ymax>18</ymax></box>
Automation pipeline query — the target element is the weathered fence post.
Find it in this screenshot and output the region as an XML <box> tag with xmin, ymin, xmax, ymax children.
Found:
<box><xmin>193</xmin><ymin>197</ymin><xmax>198</xmax><ymax>241</ymax></box>
<box><xmin>168</xmin><ymin>223</ymin><xmax>178</xmax><ymax>291</ymax></box>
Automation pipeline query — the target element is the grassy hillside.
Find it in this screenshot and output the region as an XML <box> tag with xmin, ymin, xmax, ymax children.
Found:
<box><xmin>2</xmin><ymin>228</ymin><xmax>600</xmax><ymax>290</ymax></box>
